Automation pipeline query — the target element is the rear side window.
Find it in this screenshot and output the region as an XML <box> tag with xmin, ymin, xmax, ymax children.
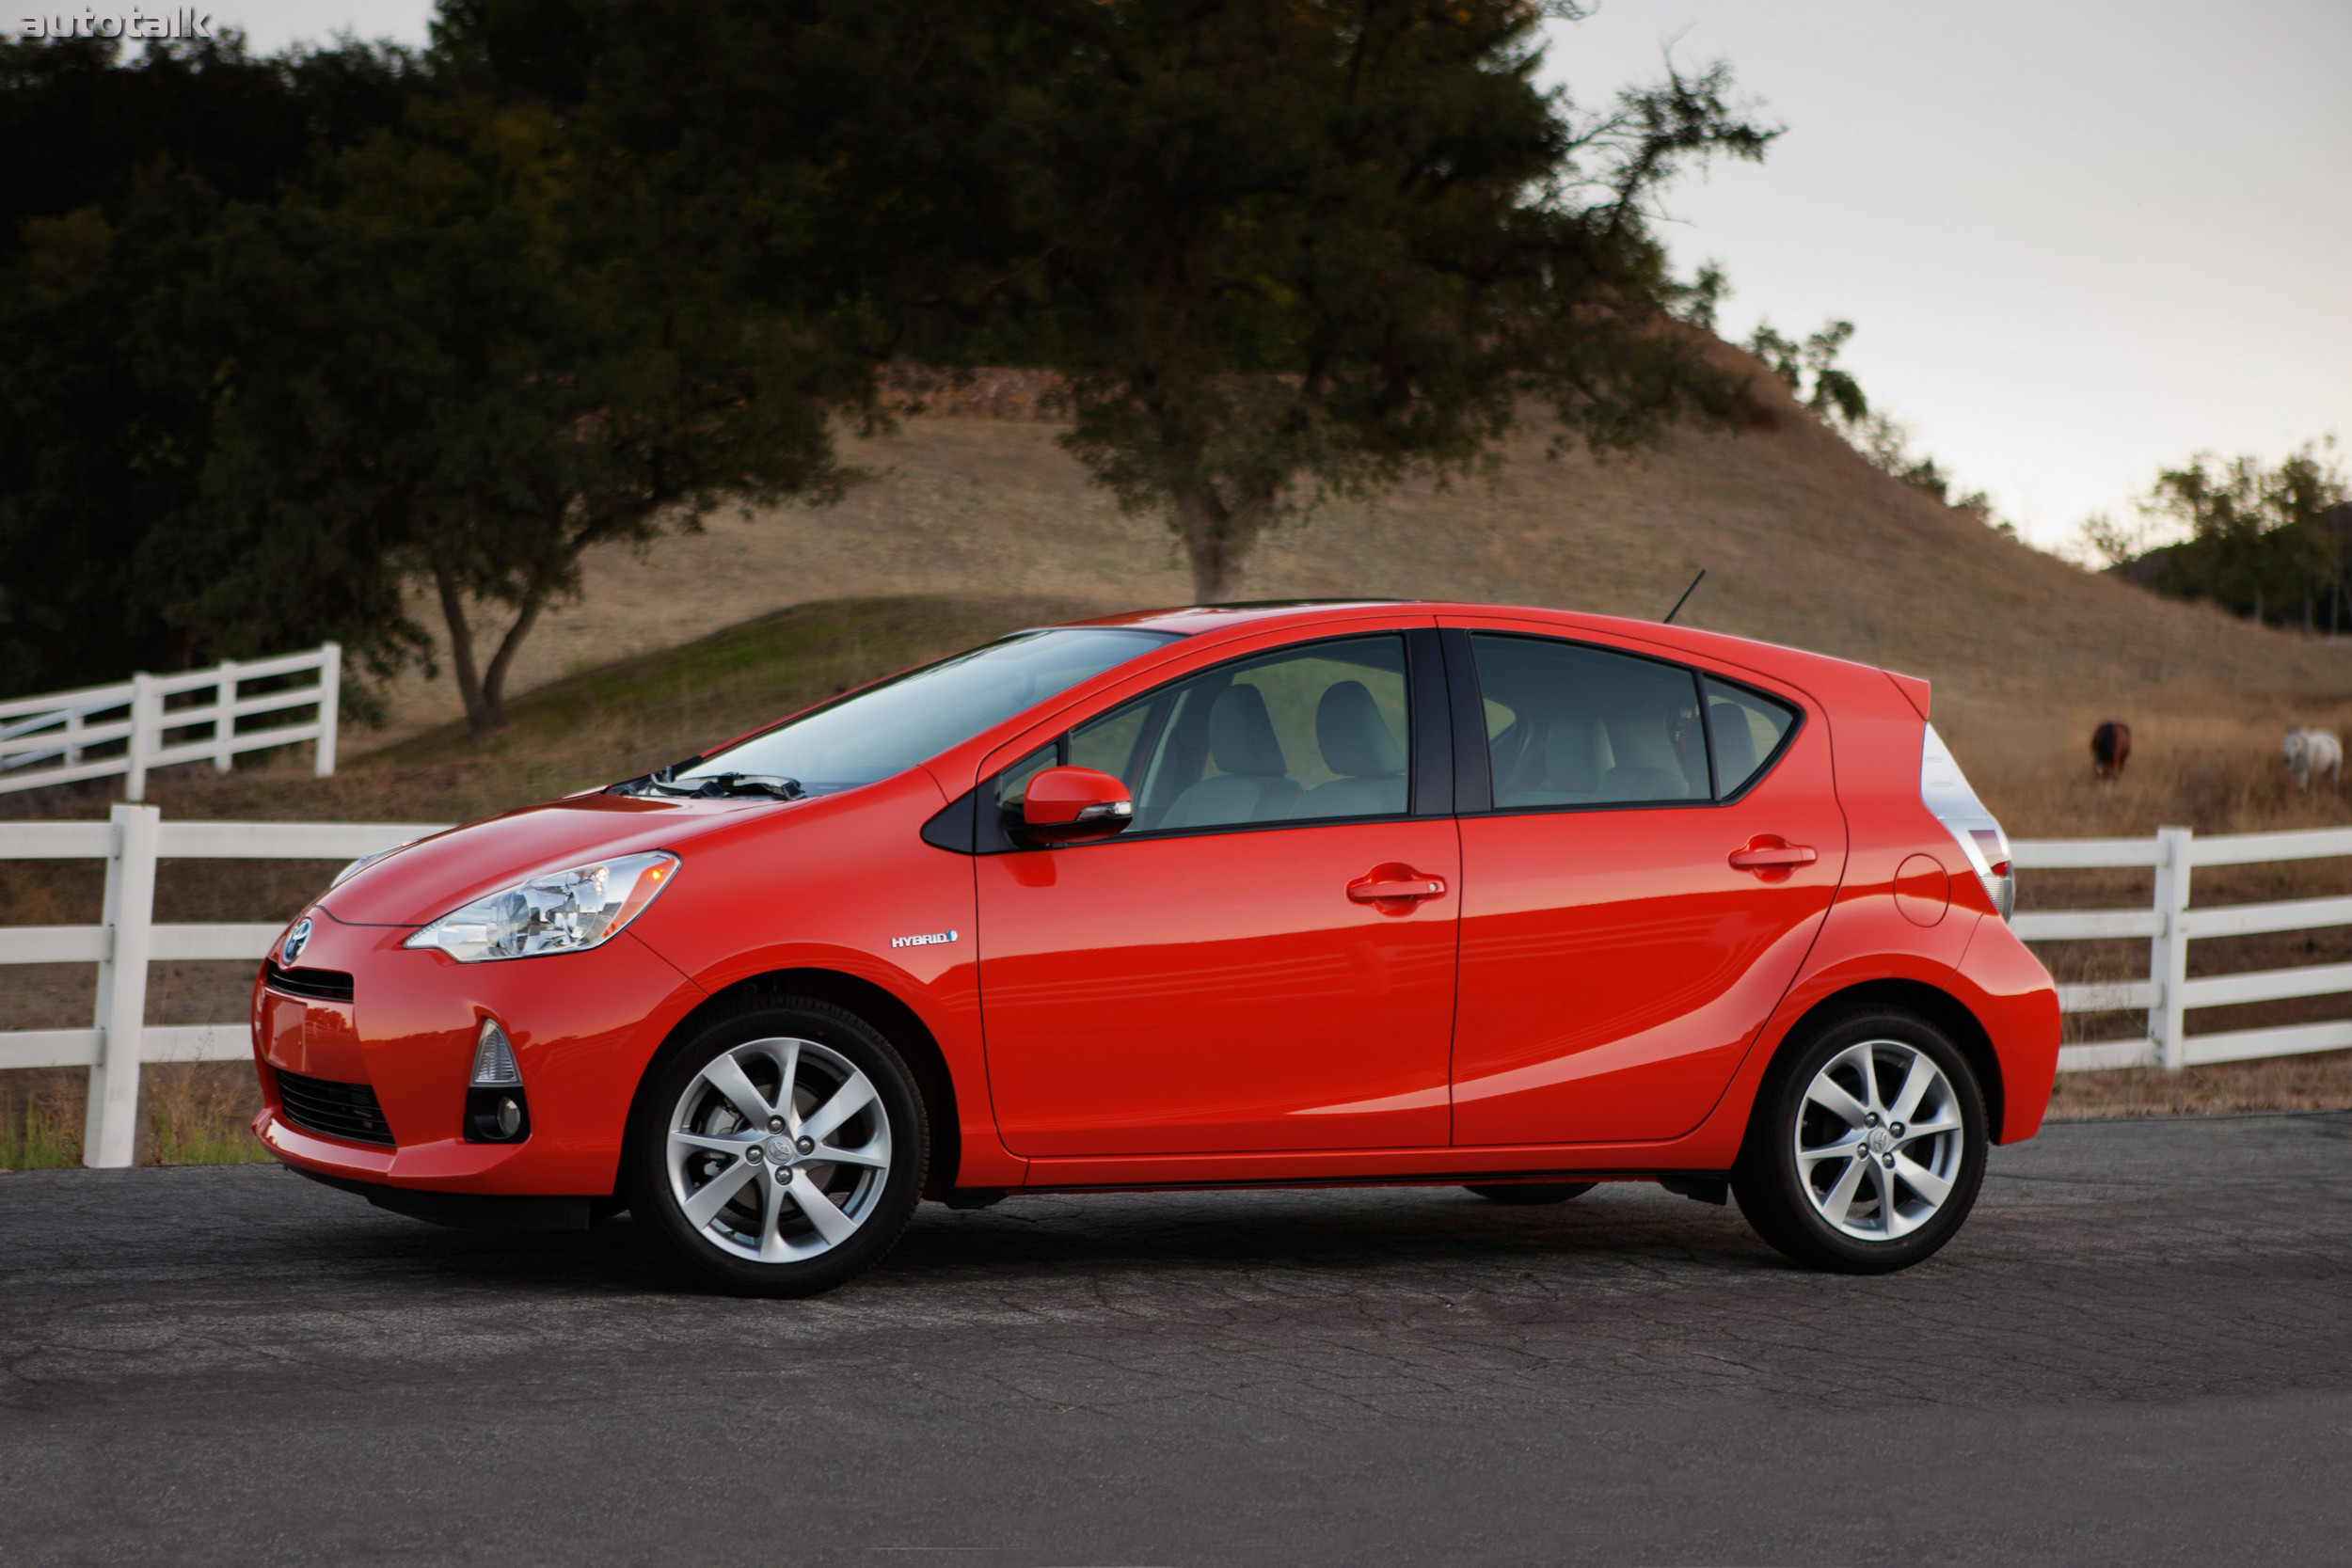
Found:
<box><xmin>1470</xmin><ymin>634</ymin><xmax>1707</xmax><ymax>807</ymax></box>
<box><xmin>1704</xmin><ymin>677</ymin><xmax>1797</xmax><ymax>797</ymax></box>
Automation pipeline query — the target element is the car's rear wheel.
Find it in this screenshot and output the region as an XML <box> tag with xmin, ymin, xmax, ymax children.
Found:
<box><xmin>1463</xmin><ymin>1182</ymin><xmax>1597</xmax><ymax>1205</ymax></box>
<box><xmin>1731</xmin><ymin>1006</ymin><xmax>1986</xmax><ymax>1274</ymax></box>
<box><xmin>628</xmin><ymin>995</ymin><xmax>926</xmax><ymax>1297</ymax></box>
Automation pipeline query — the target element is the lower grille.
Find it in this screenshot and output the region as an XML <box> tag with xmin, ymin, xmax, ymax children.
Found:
<box><xmin>263</xmin><ymin>962</ymin><xmax>355</xmax><ymax>1003</ymax></box>
<box><xmin>274</xmin><ymin>1069</ymin><xmax>395</xmax><ymax>1147</ymax></box>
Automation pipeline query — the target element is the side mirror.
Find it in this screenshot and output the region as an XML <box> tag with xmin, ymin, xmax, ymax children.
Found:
<box><xmin>1018</xmin><ymin>766</ymin><xmax>1134</xmax><ymax>844</ymax></box>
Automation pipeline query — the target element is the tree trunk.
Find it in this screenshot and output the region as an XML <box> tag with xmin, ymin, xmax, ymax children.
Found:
<box><xmin>431</xmin><ymin>562</ymin><xmax>503</xmax><ymax>735</ymax></box>
<box><xmin>1174</xmin><ymin>484</ymin><xmax>1273</xmax><ymax>604</ymax></box>
<box><xmin>478</xmin><ymin>572</ymin><xmax>555</xmax><ymax>730</ymax></box>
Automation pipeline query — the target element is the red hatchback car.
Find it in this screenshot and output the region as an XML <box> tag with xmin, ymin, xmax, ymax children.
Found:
<box><xmin>253</xmin><ymin>601</ymin><xmax>2058</xmax><ymax>1295</ymax></box>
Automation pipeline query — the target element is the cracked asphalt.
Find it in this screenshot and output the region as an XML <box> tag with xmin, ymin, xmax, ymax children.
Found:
<box><xmin>3</xmin><ymin>1114</ymin><xmax>2350</xmax><ymax>1567</ymax></box>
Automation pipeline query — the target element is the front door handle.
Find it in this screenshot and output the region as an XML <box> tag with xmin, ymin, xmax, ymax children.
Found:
<box><xmin>1348</xmin><ymin>871</ymin><xmax>1447</xmax><ymax>904</ymax></box>
<box><xmin>1728</xmin><ymin>840</ymin><xmax>1818</xmax><ymax>872</ymax></box>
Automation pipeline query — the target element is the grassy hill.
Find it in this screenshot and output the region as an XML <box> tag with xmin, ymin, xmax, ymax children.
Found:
<box><xmin>333</xmin><ymin>341</ymin><xmax>2352</xmax><ymax>816</ymax></box>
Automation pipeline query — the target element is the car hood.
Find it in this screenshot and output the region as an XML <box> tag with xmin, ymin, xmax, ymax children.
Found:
<box><xmin>318</xmin><ymin>792</ymin><xmax>781</xmax><ymax>926</ymax></box>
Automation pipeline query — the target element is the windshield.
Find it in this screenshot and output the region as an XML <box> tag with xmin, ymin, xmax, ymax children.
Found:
<box><xmin>670</xmin><ymin>627</ymin><xmax>1181</xmax><ymax>797</ymax></box>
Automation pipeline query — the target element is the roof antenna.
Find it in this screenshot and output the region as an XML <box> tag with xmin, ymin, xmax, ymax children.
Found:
<box><xmin>1662</xmin><ymin>568</ymin><xmax>1706</xmax><ymax>625</ymax></box>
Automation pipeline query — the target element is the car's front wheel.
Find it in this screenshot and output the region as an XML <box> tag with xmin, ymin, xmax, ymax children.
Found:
<box><xmin>628</xmin><ymin>995</ymin><xmax>927</xmax><ymax>1297</ymax></box>
<box><xmin>1731</xmin><ymin>1006</ymin><xmax>1987</xmax><ymax>1274</ymax></box>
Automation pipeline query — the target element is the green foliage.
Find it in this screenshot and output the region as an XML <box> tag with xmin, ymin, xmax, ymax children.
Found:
<box><xmin>596</xmin><ymin>0</ymin><xmax>1778</xmax><ymax>601</ymax></box>
<box><xmin>1</xmin><ymin>1093</ymin><xmax>79</xmax><ymax>1169</ymax></box>
<box><xmin>1011</xmin><ymin>3</ymin><xmax>1779</xmax><ymax>599</ymax></box>
<box><xmin>187</xmin><ymin>85</ymin><xmax>866</xmax><ymax>732</ymax></box>
<box><xmin>0</xmin><ymin>35</ymin><xmax>428</xmax><ymax>696</ymax></box>
<box><xmin>0</xmin><ymin>21</ymin><xmax>869</xmax><ymax>722</ymax></box>
<box><xmin>2098</xmin><ymin>442</ymin><xmax>2351</xmax><ymax>627</ymax></box>
<box><xmin>1746</xmin><ymin>318</ymin><xmax>1867</xmax><ymax>424</ymax></box>
<box><xmin>0</xmin><ymin>4</ymin><xmax>1798</xmax><ymax>709</ymax></box>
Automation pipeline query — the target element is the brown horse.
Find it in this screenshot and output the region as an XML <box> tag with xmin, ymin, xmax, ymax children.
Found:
<box><xmin>2091</xmin><ymin>721</ymin><xmax>2132</xmax><ymax>781</ymax></box>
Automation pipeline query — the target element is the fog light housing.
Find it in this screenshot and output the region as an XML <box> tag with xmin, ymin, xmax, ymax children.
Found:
<box><xmin>464</xmin><ymin>1018</ymin><xmax>531</xmax><ymax>1143</ymax></box>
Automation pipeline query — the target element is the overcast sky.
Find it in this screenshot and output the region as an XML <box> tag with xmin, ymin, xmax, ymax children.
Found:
<box><xmin>222</xmin><ymin>0</ymin><xmax>2351</xmax><ymax>555</ymax></box>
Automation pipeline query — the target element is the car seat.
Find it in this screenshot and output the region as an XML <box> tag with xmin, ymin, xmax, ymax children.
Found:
<box><xmin>1292</xmin><ymin>681</ymin><xmax>1407</xmax><ymax>818</ymax></box>
<box><xmin>1158</xmin><ymin>685</ymin><xmax>1303</xmax><ymax>828</ymax></box>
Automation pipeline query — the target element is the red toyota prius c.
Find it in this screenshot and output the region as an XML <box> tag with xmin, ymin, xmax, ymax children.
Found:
<box><xmin>252</xmin><ymin>601</ymin><xmax>2059</xmax><ymax>1296</ymax></box>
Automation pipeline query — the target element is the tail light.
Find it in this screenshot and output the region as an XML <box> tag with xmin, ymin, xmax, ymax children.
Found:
<box><xmin>1921</xmin><ymin>726</ymin><xmax>2014</xmax><ymax>923</ymax></box>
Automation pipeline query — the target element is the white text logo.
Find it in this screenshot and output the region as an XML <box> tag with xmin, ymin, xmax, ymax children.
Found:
<box><xmin>21</xmin><ymin>8</ymin><xmax>213</xmax><ymax>39</ymax></box>
<box><xmin>889</xmin><ymin>929</ymin><xmax>959</xmax><ymax>949</ymax></box>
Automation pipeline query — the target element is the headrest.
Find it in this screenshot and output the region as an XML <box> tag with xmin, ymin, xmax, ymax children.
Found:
<box><xmin>1316</xmin><ymin>681</ymin><xmax>1406</xmax><ymax>778</ymax></box>
<box><xmin>1539</xmin><ymin>711</ymin><xmax>1608</xmax><ymax>792</ymax></box>
<box><xmin>1209</xmin><ymin>685</ymin><xmax>1289</xmax><ymax>776</ymax></box>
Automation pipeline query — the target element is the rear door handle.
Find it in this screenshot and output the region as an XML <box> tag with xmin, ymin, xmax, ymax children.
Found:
<box><xmin>1348</xmin><ymin>874</ymin><xmax>1447</xmax><ymax>903</ymax></box>
<box><xmin>1727</xmin><ymin>843</ymin><xmax>1818</xmax><ymax>870</ymax></box>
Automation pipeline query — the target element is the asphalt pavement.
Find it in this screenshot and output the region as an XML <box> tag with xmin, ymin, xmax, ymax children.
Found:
<box><xmin>3</xmin><ymin>1113</ymin><xmax>2350</xmax><ymax>1567</ymax></box>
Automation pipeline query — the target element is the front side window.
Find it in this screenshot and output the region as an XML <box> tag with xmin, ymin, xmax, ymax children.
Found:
<box><xmin>676</xmin><ymin>628</ymin><xmax>1178</xmax><ymax>797</ymax></box>
<box><xmin>1471</xmin><ymin>634</ymin><xmax>1708</xmax><ymax>808</ymax></box>
<box><xmin>998</xmin><ymin>635</ymin><xmax>1413</xmax><ymax>832</ymax></box>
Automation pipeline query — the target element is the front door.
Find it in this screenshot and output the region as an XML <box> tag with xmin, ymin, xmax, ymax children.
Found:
<box><xmin>977</xmin><ymin>630</ymin><xmax>1459</xmax><ymax>1157</ymax></box>
<box><xmin>1446</xmin><ymin>628</ymin><xmax>1847</xmax><ymax>1146</ymax></box>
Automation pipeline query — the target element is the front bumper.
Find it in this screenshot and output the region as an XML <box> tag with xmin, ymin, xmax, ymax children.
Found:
<box><xmin>252</xmin><ymin>910</ymin><xmax>707</xmax><ymax>1197</ymax></box>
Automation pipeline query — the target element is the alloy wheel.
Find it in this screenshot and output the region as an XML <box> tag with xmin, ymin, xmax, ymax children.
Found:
<box><xmin>1792</xmin><ymin>1037</ymin><xmax>1966</xmax><ymax>1242</ymax></box>
<box><xmin>663</xmin><ymin>1036</ymin><xmax>894</xmax><ymax>1263</ymax></box>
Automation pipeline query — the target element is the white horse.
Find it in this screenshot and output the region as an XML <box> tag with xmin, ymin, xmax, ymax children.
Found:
<box><xmin>2283</xmin><ymin>726</ymin><xmax>2344</xmax><ymax>791</ymax></box>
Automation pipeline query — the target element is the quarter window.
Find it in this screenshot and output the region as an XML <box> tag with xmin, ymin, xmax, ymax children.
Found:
<box><xmin>1703</xmin><ymin>677</ymin><xmax>1797</xmax><ymax>797</ymax></box>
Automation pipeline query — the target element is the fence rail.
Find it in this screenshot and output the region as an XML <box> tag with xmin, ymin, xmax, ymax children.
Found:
<box><xmin>0</xmin><ymin>643</ymin><xmax>342</xmax><ymax>799</ymax></box>
<box><xmin>8</xmin><ymin>810</ymin><xmax>2352</xmax><ymax>1164</ymax></box>
<box><xmin>2013</xmin><ymin>823</ymin><xmax>2352</xmax><ymax>1074</ymax></box>
<box><xmin>0</xmin><ymin>805</ymin><xmax>450</xmax><ymax>1165</ymax></box>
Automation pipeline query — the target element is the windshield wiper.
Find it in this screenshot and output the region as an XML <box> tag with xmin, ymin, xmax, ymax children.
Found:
<box><xmin>677</xmin><ymin>772</ymin><xmax>804</xmax><ymax>800</ymax></box>
<box><xmin>608</xmin><ymin>759</ymin><xmax>804</xmax><ymax>801</ymax></box>
<box><xmin>606</xmin><ymin>757</ymin><xmax>701</xmax><ymax>798</ymax></box>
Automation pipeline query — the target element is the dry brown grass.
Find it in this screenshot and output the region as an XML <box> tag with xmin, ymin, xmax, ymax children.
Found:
<box><xmin>1963</xmin><ymin>726</ymin><xmax>2352</xmax><ymax>1119</ymax></box>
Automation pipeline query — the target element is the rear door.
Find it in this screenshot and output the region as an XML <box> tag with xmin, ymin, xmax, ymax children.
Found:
<box><xmin>1443</xmin><ymin>624</ymin><xmax>1847</xmax><ymax>1145</ymax></box>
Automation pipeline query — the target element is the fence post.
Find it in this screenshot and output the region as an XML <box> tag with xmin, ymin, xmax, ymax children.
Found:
<box><xmin>64</xmin><ymin>701</ymin><xmax>82</xmax><ymax>767</ymax></box>
<box><xmin>213</xmin><ymin>657</ymin><xmax>239</xmax><ymax>773</ymax></box>
<box><xmin>124</xmin><ymin>672</ymin><xmax>154</xmax><ymax>802</ymax></box>
<box><xmin>2150</xmin><ymin>824</ymin><xmax>2194</xmax><ymax>1071</ymax></box>
<box><xmin>84</xmin><ymin>801</ymin><xmax>160</xmax><ymax>1168</ymax></box>
<box><xmin>314</xmin><ymin>641</ymin><xmax>342</xmax><ymax>779</ymax></box>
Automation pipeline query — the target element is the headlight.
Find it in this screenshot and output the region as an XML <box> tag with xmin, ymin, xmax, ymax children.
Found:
<box><xmin>403</xmin><ymin>851</ymin><xmax>679</xmax><ymax>962</ymax></box>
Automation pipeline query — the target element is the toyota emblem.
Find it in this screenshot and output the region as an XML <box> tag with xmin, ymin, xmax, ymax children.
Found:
<box><xmin>280</xmin><ymin>916</ymin><xmax>313</xmax><ymax>967</ymax></box>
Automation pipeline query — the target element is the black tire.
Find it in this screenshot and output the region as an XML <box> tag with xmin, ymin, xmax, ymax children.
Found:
<box><xmin>625</xmin><ymin>994</ymin><xmax>927</xmax><ymax>1298</ymax></box>
<box><xmin>1463</xmin><ymin>1182</ymin><xmax>1597</xmax><ymax>1205</ymax></box>
<box><xmin>1731</xmin><ymin>1005</ymin><xmax>1987</xmax><ymax>1274</ymax></box>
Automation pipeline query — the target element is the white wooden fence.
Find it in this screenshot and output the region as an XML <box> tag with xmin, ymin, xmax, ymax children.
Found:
<box><xmin>2015</xmin><ymin>823</ymin><xmax>2352</xmax><ymax>1073</ymax></box>
<box><xmin>0</xmin><ymin>642</ymin><xmax>342</xmax><ymax>800</ymax></box>
<box><xmin>1</xmin><ymin>804</ymin><xmax>448</xmax><ymax>1166</ymax></box>
<box><xmin>7</xmin><ymin>811</ymin><xmax>2352</xmax><ymax>1166</ymax></box>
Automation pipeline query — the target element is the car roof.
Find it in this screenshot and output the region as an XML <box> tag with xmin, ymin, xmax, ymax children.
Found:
<box><xmin>1058</xmin><ymin>601</ymin><xmax>1863</xmax><ymax>676</ymax></box>
<box><xmin>1061</xmin><ymin>600</ymin><xmax>1414</xmax><ymax>633</ymax></box>
<box><xmin>1051</xmin><ymin>599</ymin><xmax>1917</xmax><ymax>709</ymax></box>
